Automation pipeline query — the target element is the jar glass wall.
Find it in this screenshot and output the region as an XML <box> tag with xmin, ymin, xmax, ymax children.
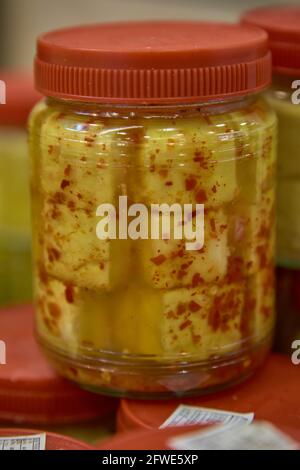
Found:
<box><xmin>29</xmin><ymin>94</ymin><xmax>276</xmax><ymax>397</ymax></box>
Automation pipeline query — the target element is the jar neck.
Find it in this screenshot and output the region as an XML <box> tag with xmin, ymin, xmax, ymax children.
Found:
<box><xmin>45</xmin><ymin>92</ymin><xmax>262</xmax><ymax>118</ymax></box>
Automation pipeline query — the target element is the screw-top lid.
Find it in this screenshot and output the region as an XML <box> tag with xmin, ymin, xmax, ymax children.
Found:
<box><xmin>242</xmin><ymin>6</ymin><xmax>300</xmax><ymax>76</ymax></box>
<box><xmin>35</xmin><ymin>21</ymin><xmax>271</xmax><ymax>104</ymax></box>
<box><xmin>98</xmin><ymin>425</ymin><xmax>212</xmax><ymax>450</ymax></box>
<box><xmin>0</xmin><ymin>305</ymin><xmax>117</xmax><ymax>424</ymax></box>
<box><xmin>117</xmin><ymin>355</ymin><xmax>300</xmax><ymax>432</ymax></box>
<box><xmin>0</xmin><ymin>428</ymin><xmax>94</xmax><ymax>450</ymax></box>
<box><xmin>97</xmin><ymin>421</ymin><xmax>300</xmax><ymax>450</ymax></box>
<box><xmin>0</xmin><ymin>72</ymin><xmax>41</xmax><ymax>127</ymax></box>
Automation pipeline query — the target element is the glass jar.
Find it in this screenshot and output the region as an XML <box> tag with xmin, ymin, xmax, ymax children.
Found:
<box><xmin>0</xmin><ymin>73</ymin><xmax>40</xmax><ymax>305</ymax></box>
<box><xmin>30</xmin><ymin>22</ymin><xmax>276</xmax><ymax>398</ymax></box>
<box><xmin>242</xmin><ymin>6</ymin><xmax>300</xmax><ymax>354</ymax></box>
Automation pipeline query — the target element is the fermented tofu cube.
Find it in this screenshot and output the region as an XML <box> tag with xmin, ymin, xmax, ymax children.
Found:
<box><xmin>39</xmin><ymin>112</ymin><xmax>125</xmax><ymax>208</ymax></box>
<box><xmin>161</xmin><ymin>283</ymin><xmax>244</xmax><ymax>358</ymax></box>
<box><xmin>134</xmin><ymin>115</ymin><xmax>237</xmax><ymax>207</ymax></box>
<box><xmin>77</xmin><ymin>290</ymin><xmax>112</xmax><ymax>351</ymax></box>
<box><xmin>42</xmin><ymin>198</ymin><xmax>130</xmax><ymax>290</ymax></box>
<box><xmin>138</xmin><ymin>209</ymin><xmax>228</xmax><ymax>289</ymax></box>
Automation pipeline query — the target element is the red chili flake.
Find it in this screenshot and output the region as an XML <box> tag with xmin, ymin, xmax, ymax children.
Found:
<box><xmin>50</xmin><ymin>192</ymin><xmax>66</xmax><ymax>204</ymax></box>
<box><xmin>179</xmin><ymin>319</ymin><xmax>192</xmax><ymax>331</ymax></box>
<box><xmin>194</xmin><ymin>151</ymin><xmax>208</xmax><ymax>169</ymax></box>
<box><xmin>159</xmin><ymin>168</ymin><xmax>168</xmax><ymax>178</ymax></box>
<box><xmin>77</xmin><ymin>193</ymin><xmax>83</xmax><ymax>200</ymax></box>
<box><xmin>99</xmin><ymin>262</ymin><xmax>105</xmax><ymax>270</ymax></box>
<box><xmin>48</xmin><ymin>302</ymin><xmax>61</xmax><ymax>319</ymax></box>
<box><xmin>165</xmin><ymin>181</ymin><xmax>173</xmax><ymax>186</ymax></box>
<box><xmin>85</xmin><ymin>136</ymin><xmax>95</xmax><ymax>146</ymax></box>
<box><xmin>185</xmin><ymin>177</ymin><xmax>197</xmax><ymax>191</ymax></box>
<box><xmin>192</xmin><ymin>273</ymin><xmax>204</xmax><ymax>287</ymax></box>
<box><xmin>227</xmin><ymin>256</ymin><xmax>244</xmax><ymax>283</ymax></box>
<box><xmin>38</xmin><ymin>264</ymin><xmax>48</xmax><ymax>284</ymax></box>
<box><xmin>195</xmin><ymin>189</ymin><xmax>207</xmax><ymax>203</ymax></box>
<box><xmin>60</xmin><ymin>179</ymin><xmax>70</xmax><ymax>190</ymax></box>
<box><xmin>48</xmin><ymin>145</ymin><xmax>54</xmax><ymax>155</ymax></box>
<box><xmin>177</xmin><ymin>303</ymin><xmax>186</xmax><ymax>315</ymax></box>
<box><xmin>64</xmin><ymin>164</ymin><xmax>71</xmax><ymax>177</ymax></box>
<box><xmin>80</xmin><ymin>156</ymin><xmax>87</xmax><ymax>162</ymax></box>
<box><xmin>192</xmin><ymin>333</ymin><xmax>201</xmax><ymax>344</ymax></box>
<box><xmin>210</xmin><ymin>218</ymin><xmax>216</xmax><ymax>233</ymax></box>
<box><xmin>256</xmin><ymin>246</ymin><xmax>268</xmax><ymax>269</ymax></box>
<box><xmin>189</xmin><ymin>301</ymin><xmax>201</xmax><ymax>312</ymax></box>
<box><xmin>65</xmin><ymin>285</ymin><xmax>74</xmax><ymax>304</ymax></box>
<box><xmin>67</xmin><ymin>201</ymin><xmax>76</xmax><ymax>211</ymax></box>
<box><xmin>150</xmin><ymin>254</ymin><xmax>167</xmax><ymax>266</ymax></box>
<box><xmin>212</xmin><ymin>185</ymin><xmax>217</xmax><ymax>193</ymax></box>
<box><xmin>262</xmin><ymin>306</ymin><xmax>271</xmax><ymax>318</ymax></box>
<box><xmin>177</xmin><ymin>270</ymin><xmax>187</xmax><ymax>280</ymax></box>
<box><xmin>47</xmin><ymin>247</ymin><xmax>61</xmax><ymax>263</ymax></box>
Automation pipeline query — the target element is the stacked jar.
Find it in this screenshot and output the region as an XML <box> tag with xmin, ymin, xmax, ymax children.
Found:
<box><xmin>30</xmin><ymin>22</ymin><xmax>276</xmax><ymax>398</ymax></box>
<box><xmin>0</xmin><ymin>73</ymin><xmax>40</xmax><ymax>305</ymax></box>
<box><xmin>242</xmin><ymin>6</ymin><xmax>300</xmax><ymax>354</ymax></box>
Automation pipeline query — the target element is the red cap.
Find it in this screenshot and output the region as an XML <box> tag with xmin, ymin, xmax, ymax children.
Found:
<box><xmin>97</xmin><ymin>422</ymin><xmax>300</xmax><ymax>450</ymax></box>
<box><xmin>98</xmin><ymin>425</ymin><xmax>212</xmax><ymax>450</ymax></box>
<box><xmin>35</xmin><ymin>21</ymin><xmax>271</xmax><ymax>104</ymax></box>
<box><xmin>0</xmin><ymin>72</ymin><xmax>41</xmax><ymax>127</ymax></box>
<box><xmin>0</xmin><ymin>305</ymin><xmax>117</xmax><ymax>424</ymax></box>
<box><xmin>118</xmin><ymin>355</ymin><xmax>300</xmax><ymax>432</ymax></box>
<box><xmin>0</xmin><ymin>428</ymin><xmax>94</xmax><ymax>450</ymax></box>
<box><xmin>242</xmin><ymin>6</ymin><xmax>300</xmax><ymax>76</ymax></box>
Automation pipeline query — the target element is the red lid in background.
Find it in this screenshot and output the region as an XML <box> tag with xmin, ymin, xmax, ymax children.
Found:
<box><xmin>97</xmin><ymin>422</ymin><xmax>300</xmax><ymax>450</ymax></box>
<box><xmin>242</xmin><ymin>6</ymin><xmax>300</xmax><ymax>76</ymax></box>
<box><xmin>118</xmin><ymin>355</ymin><xmax>300</xmax><ymax>432</ymax></box>
<box><xmin>98</xmin><ymin>425</ymin><xmax>212</xmax><ymax>450</ymax></box>
<box><xmin>0</xmin><ymin>72</ymin><xmax>41</xmax><ymax>127</ymax></box>
<box><xmin>35</xmin><ymin>21</ymin><xmax>271</xmax><ymax>104</ymax></box>
<box><xmin>0</xmin><ymin>305</ymin><xmax>117</xmax><ymax>424</ymax></box>
<box><xmin>0</xmin><ymin>428</ymin><xmax>94</xmax><ymax>450</ymax></box>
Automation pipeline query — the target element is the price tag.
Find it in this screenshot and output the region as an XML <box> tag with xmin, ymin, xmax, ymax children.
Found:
<box><xmin>0</xmin><ymin>433</ymin><xmax>46</xmax><ymax>450</ymax></box>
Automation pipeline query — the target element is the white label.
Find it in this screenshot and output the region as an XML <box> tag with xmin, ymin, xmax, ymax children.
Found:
<box><xmin>160</xmin><ymin>404</ymin><xmax>254</xmax><ymax>429</ymax></box>
<box><xmin>0</xmin><ymin>433</ymin><xmax>46</xmax><ymax>450</ymax></box>
<box><xmin>169</xmin><ymin>422</ymin><xmax>299</xmax><ymax>451</ymax></box>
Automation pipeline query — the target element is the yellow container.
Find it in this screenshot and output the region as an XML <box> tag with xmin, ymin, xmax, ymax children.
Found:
<box><xmin>242</xmin><ymin>6</ymin><xmax>300</xmax><ymax>353</ymax></box>
<box><xmin>0</xmin><ymin>73</ymin><xmax>39</xmax><ymax>305</ymax></box>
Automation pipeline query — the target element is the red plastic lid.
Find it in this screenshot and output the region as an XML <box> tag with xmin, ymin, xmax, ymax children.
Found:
<box><xmin>118</xmin><ymin>354</ymin><xmax>300</xmax><ymax>432</ymax></box>
<box><xmin>0</xmin><ymin>305</ymin><xmax>117</xmax><ymax>424</ymax></box>
<box><xmin>98</xmin><ymin>425</ymin><xmax>211</xmax><ymax>450</ymax></box>
<box><xmin>98</xmin><ymin>422</ymin><xmax>300</xmax><ymax>450</ymax></box>
<box><xmin>35</xmin><ymin>21</ymin><xmax>271</xmax><ymax>104</ymax></box>
<box><xmin>0</xmin><ymin>72</ymin><xmax>41</xmax><ymax>127</ymax></box>
<box><xmin>0</xmin><ymin>428</ymin><xmax>94</xmax><ymax>450</ymax></box>
<box><xmin>242</xmin><ymin>6</ymin><xmax>300</xmax><ymax>76</ymax></box>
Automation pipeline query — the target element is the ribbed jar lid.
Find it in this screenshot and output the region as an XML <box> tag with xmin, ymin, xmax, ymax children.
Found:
<box><xmin>0</xmin><ymin>305</ymin><xmax>117</xmax><ymax>424</ymax></box>
<box><xmin>242</xmin><ymin>6</ymin><xmax>300</xmax><ymax>76</ymax></box>
<box><xmin>35</xmin><ymin>21</ymin><xmax>271</xmax><ymax>104</ymax></box>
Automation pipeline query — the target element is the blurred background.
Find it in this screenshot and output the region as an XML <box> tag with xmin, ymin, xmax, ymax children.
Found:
<box><xmin>1</xmin><ymin>0</ymin><xmax>300</xmax><ymax>68</ymax></box>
